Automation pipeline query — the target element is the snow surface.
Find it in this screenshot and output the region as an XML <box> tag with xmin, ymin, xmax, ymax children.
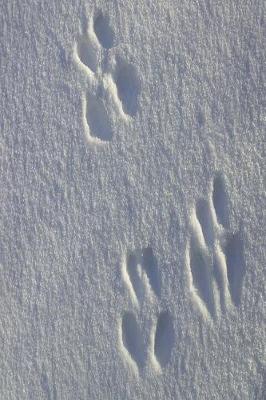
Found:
<box><xmin>0</xmin><ymin>0</ymin><xmax>265</xmax><ymax>399</ymax></box>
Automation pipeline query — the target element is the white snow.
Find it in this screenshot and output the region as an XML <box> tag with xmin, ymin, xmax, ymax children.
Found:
<box><xmin>0</xmin><ymin>0</ymin><xmax>265</xmax><ymax>399</ymax></box>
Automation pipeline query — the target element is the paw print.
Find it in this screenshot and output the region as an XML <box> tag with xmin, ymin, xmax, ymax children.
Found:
<box><xmin>186</xmin><ymin>174</ymin><xmax>246</xmax><ymax>320</ymax></box>
<box><xmin>120</xmin><ymin>247</ymin><xmax>174</xmax><ymax>373</ymax></box>
<box><xmin>74</xmin><ymin>11</ymin><xmax>140</xmax><ymax>143</ymax></box>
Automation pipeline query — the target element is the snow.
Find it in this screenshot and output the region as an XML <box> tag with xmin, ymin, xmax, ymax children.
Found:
<box><xmin>0</xmin><ymin>0</ymin><xmax>265</xmax><ymax>399</ymax></box>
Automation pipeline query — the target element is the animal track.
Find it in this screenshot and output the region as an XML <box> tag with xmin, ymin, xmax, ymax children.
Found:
<box><xmin>124</xmin><ymin>247</ymin><xmax>161</xmax><ymax>304</ymax></box>
<box><xmin>74</xmin><ymin>11</ymin><xmax>140</xmax><ymax>143</ymax></box>
<box><xmin>84</xmin><ymin>93</ymin><xmax>113</xmax><ymax>141</ymax></box>
<box><xmin>120</xmin><ymin>247</ymin><xmax>174</xmax><ymax>372</ymax></box>
<box><xmin>186</xmin><ymin>174</ymin><xmax>246</xmax><ymax>320</ymax></box>
<box><xmin>76</xmin><ymin>33</ymin><xmax>98</xmax><ymax>74</ymax></box>
<box><xmin>154</xmin><ymin>311</ymin><xmax>175</xmax><ymax>368</ymax></box>
<box><xmin>114</xmin><ymin>59</ymin><xmax>141</xmax><ymax>117</ymax></box>
<box><xmin>93</xmin><ymin>11</ymin><xmax>114</xmax><ymax>49</ymax></box>
<box><xmin>212</xmin><ymin>174</ymin><xmax>229</xmax><ymax>228</ymax></box>
<box><xmin>121</xmin><ymin>312</ymin><xmax>146</xmax><ymax>368</ymax></box>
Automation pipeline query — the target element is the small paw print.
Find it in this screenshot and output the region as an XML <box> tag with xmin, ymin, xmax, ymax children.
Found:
<box><xmin>186</xmin><ymin>174</ymin><xmax>246</xmax><ymax>320</ymax></box>
<box><xmin>74</xmin><ymin>11</ymin><xmax>141</xmax><ymax>143</ymax></box>
<box><xmin>120</xmin><ymin>247</ymin><xmax>174</xmax><ymax>373</ymax></box>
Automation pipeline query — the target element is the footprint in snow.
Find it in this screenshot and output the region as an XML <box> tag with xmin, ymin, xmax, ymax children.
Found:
<box><xmin>187</xmin><ymin>173</ymin><xmax>246</xmax><ymax>321</ymax></box>
<box><xmin>120</xmin><ymin>247</ymin><xmax>174</xmax><ymax>373</ymax></box>
<box><xmin>74</xmin><ymin>11</ymin><xmax>141</xmax><ymax>143</ymax></box>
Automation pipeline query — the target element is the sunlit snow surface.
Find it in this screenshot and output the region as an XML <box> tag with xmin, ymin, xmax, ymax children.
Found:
<box><xmin>0</xmin><ymin>0</ymin><xmax>265</xmax><ymax>399</ymax></box>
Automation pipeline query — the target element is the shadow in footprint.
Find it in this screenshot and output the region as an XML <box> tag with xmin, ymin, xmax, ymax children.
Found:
<box><xmin>122</xmin><ymin>312</ymin><xmax>145</xmax><ymax>368</ymax></box>
<box><xmin>154</xmin><ymin>311</ymin><xmax>174</xmax><ymax>367</ymax></box>
<box><xmin>126</xmin><ymin>248</ymin><xmax>161</xmax><ymax>301</ymax></box>
<box><xmin>126</xmin><ymin>252</ymin><xmax>145</xmax><ymax>302</ymax></box>
<box><xmin>93</xmin><ymin>11</ymin><xmax>114</xmax><ymax>49</ymax></box>
<box><xmin>85</xmin><ymin>94</ymin><xmax>113</xmax><ymax>142</ymax></box>
<box><xmin>189</xmin><ymin>236</ymin><xmax>215</xmax><ymax>317</ymax></box>
<box><xmin>142</xmin><ymin>247</ymin><xmax>161</xmax><ymax>298</ymax></box>
<box><xmin>224</xmin><ymin>232</ymin><xmax>245</xmax><ymax>306</ymax></box>
<box><xmin>76</xmin><ymin>35</ymin><xmax>98</xmax><ymax>73</ymax></box>
<box><xmin>114</xmin><ymin>60</ymin><xmax>140</xmax><ymax>117</ymax></box>
<box><xmin>213</xmin><ymin>249</ymin><xmax>227</xmax><ymax>313</ymax></box>
<box><xmin>40</xmin><ymin>366</ymin><xmax>57</xmax><ymax>400</ymax></box>
<box><xmin>196</xmin><ymin>198</ymin><xmax>214</xmax><ymax>246</ymax></box>
<box><xmin>212</xmin><ymin>174</ymin><xmax>229</xmax><ymax>228</ymax></box>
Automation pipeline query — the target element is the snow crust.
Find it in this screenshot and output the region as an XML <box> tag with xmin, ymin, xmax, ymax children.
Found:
<box><xmin>0</xmin><ymin>0</ymin><xmax>265</xmax><ymax>398</ymax></box>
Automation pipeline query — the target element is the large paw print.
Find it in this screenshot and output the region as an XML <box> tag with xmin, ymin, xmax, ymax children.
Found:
<box><xmin>74</xmin><ymin>11</ymin><xmax>140</xmax><ymax>143</ymax></box>
<box><xmin>186</xmin><ymin>175</ymin><xmax>246</xmax><ymax>320</ymax></box>
<box><xmin>120</xmin><ymin>247</ymin><xmax>174</xmax><ymax>373</ymax></box>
